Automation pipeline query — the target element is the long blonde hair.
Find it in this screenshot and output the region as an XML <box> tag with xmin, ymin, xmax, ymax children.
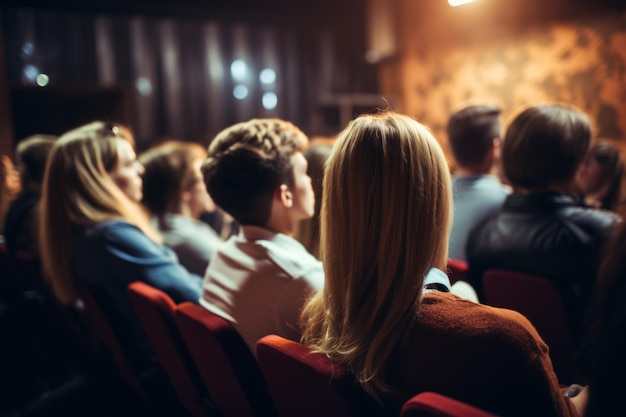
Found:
<box><xmin>300</xmin><ymin>112</ymin><xmax>452</xmax><ymax>401</ymax></box>
<box><xmin>40</xmin><ymin>121</ymin><xmax>159</xmax><ymax>304</ymax></box>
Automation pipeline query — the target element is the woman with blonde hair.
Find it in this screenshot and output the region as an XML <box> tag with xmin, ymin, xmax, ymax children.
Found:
<box><xmin>40</xmin><ymin>121</ymin><xmax>202</xmax><ymax>374</ymax></box>
<box><xmin>299</xmin><ymin>112</ymin><xmax>584</xmax><ymax>417</ymax></box>
<box><xmin>140</xmin><ymin>140</ymin><xmax>223</xmax><ymax>276</ymax></box>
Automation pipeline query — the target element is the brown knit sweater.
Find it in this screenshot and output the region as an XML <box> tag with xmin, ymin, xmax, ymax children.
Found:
<box><xmin>387</xmin><ymin>292</ymin><xmax>578</xmax><ymax>417</ymax></box>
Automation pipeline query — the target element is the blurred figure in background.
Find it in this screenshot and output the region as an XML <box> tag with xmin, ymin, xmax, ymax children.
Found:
<box><xmin>140</xmin><ymin>140</ymin><xmax>223</xmax><ymax>276</ymax></box>
<box><xmin>0</xmin><ymin>154</ymin><xmax>21</xmax><ymax>240</ymax></box>
<box><xmin>577</xmin><ymin>218</ymin><xmax>626</xmax><ymax>417</ymax></box>
<box><xmin>293</xmin><ymin>142</ymin><xmax>333</xmax><ymax>259</ymax></box>
<box><xmin>467</xmin><ymin>104</ymin><xmax>621</xmax><ymax>341</ymax></box>
<box><xmin>575</xmin><ymin>139</ymin><xmax>624</xmax><ymax>212</ymax></box>
<box><xmin>4</xmin><ymin>134</ymin><xmax>57</xmax><ymax>255</ymax></box>
<box><xmin>446</xmin><ymin>104</ymin><xmax>510</xmax><ymax>261</ymax></box>
<box><xmin>40</xmin><ymin>121</ymin><xmax>202</xmax><ymax>374</ymax></box>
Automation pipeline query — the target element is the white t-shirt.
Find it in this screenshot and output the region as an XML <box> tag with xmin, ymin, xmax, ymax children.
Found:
<box><xmin>200</xmin><ymin>225</ymin><xmax>324</xmax><ymax>355</ymax></box>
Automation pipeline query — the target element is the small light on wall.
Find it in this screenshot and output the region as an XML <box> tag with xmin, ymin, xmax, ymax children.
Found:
<box><xmin>259</xmin><ymin>68</ymin><xmax>276</xmax><ymax>85</ymax></box>
<box><xmin>231</xmin><ymin>60</ymin><xmax>247</xmax><ymax>82</ymax></box>
<box><xmin>36</xmin><ymin>73</ymin><xmax>49</xmax><ymax>87</ymax></box>
<box><xmin>136</xmin><ymin>77</ymin><xmax>153</xmax><ymax>96</ymax></box>
<box><xmin>22</xmin><ymin>42</ymin><xmax>34</xmax><ymax>56</ymax></box>
<box><xmin>233</xmin><ymin>85</ymin><xmax>249</xmax><ymax>100</ymax></box>
<box><xmin>24</xmin><ymin>64</ymin><xmax>39</xmax><ymax>82</ymax></box>
<box><xmin>262</xmin><ymin>92</ymin><xmax>278</xmax><ymax>110</ymax></box>
<box><xmin>448</xmin><ymin>0</ymin><xmax>475</xmax><ymax>6</ymax></box>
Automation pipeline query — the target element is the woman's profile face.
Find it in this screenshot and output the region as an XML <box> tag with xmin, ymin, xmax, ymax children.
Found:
<box><xmin>288</xmin><ymin>151</ymin><xmax>315</xmax><ymax>222</ymax></box>
<box><xmin>184</xmin><ymin>158</ymin><xmax>216</xmax><ymax>219</ymax></box>
<box><xmin>109</xmin><ymin>139</ymin><xmax>144</xmax><ymax>202</ymax></box>
<box><xmin>576</xmin><ymin>155</ymin><xmax>607</xmax><ymax>195</ymax></box>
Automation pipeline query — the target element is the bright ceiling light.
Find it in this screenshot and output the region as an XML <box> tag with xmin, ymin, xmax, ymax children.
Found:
<box><xmin>448</xmin><ymin>0</ymin><xmax>475</xmax><ymax>6</ymax></box>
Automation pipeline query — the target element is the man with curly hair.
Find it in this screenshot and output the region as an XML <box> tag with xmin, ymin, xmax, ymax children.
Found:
<box><xmin>199</xmin><ymin>118</ymin><xmax>323</xmax><ymax>355</ymax></box>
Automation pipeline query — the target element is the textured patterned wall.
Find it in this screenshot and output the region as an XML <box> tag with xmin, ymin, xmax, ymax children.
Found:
<box><xmin>379</xmin><ymin>0</ymin><xmax>626</xmax><ymax>163</ymax></box>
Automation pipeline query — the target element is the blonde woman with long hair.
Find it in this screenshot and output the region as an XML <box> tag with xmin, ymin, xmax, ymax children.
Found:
<box><xmin>299</xmin><ymin>112</ymin><xmax>583</xmax><ymax>417</ymax></box>
<box><xmin>40</xmin><ymin>121</ymin><xmax>202</xmax><ymax>374</ymax></box>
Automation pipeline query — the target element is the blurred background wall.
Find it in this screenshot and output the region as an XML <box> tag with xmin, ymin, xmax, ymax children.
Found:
<box><xmin>0</xmin><ymin>0</ymin><xmax>625</xmax><ymax>162</ymax></box>
<box><xmin>375</xmin><ymin>0</ymin><xmax>626</xmax><ymax>164</ymax></box>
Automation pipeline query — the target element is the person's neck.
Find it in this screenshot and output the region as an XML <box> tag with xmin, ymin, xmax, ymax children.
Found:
<box><xmin>585</xmin><ymin>186</ymin><xmax>609</xmax><ymax>203</ymax></box>
<box><xmin>263</xmin><ymin>216</ymin><xmax>294</xmax><ymax>236</ymax></box>
<box><xmin>513</xmin><ymin>183</ymin><xmax>570</xmax><ymax>195</ymax></box>
<box><xmin>455</xmin><ymin>164</ymin><xmax>492</xmax><ymax>177</ymax></box>
<box><xmin>178</xmin><ymin>203</ymin><xmax>202</xmax><ymax>220</ymax></box>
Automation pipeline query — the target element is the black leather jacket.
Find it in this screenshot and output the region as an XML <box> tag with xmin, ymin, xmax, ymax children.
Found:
<box><xmin>467</xmin><ymin>192</ymin><xmax>620</xmax><ymax>339</ymax></box>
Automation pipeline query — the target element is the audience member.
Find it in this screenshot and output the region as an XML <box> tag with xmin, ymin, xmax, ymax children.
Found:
<box><xmin>4</xmin><ymin>134</ymin><xmax>57</xmax><ymax>255</ymax></box>
<box><xmin>200</xmin><ymin>118</ymin><xmax>323</xmax><ymax>354</ymax></box>
<box><xmin>446</xmin><ymin>104</ymin><xmax>510</xmax><ymax>261</ymax></box>
<box><xmin>576</xmin><ymin>219</ymin><xmax>626</xmax><ymax>417</ymax></box>
<box><xmin>293</xmin><ymin>142</ymin><xmax>333</xmax><ymax>259</ymax></box>
<box><xmin>0</xmin><ymin>154</ymin><xmax>21</xmax><ymax>239</ymax></box>
<box><xmin>299</xmin><ymin>111</ymin><xmax>583</xmax><ymax>417</ymax></box>
<box><xmin>39</xmin><ymin>121</ymin><xmax>203</xmax><ymax>374</ymax></box>
<box><xmin>575</xmin><ymin>139</ymin><xmax>624</xmax><ymax>212</ymax></box>
<box><xmin>200</xmin><ymin>207</ymin><xmax>239</xmax><ymax>239</ymax></box>
<box><xmin>467</xmin><ymin>103</ymin><xmax>621</xmax><ymax>340</ymax></box>
<box><xmin>140</xmin><ymin>140</ymin><xmax>223</xmax><ymax>276</ymax></box>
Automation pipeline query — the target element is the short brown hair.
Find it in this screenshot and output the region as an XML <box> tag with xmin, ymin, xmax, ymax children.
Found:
<box><xmin>447</xmin><ymin>104</ymin><xmax>501</xmax><ymax>167</ymax></box>
<box><xmin>140</xmin><ymin>141</ymin><xmax>207</xmax><ymax>218</ymax></box>
<box><xmin>201</xmin><ymin>118</ymin><xmax>307</xmax><ymax>226</ymax></box>
<box><xmin>16</xmin><ymin>134</ymin><xmax>58</xmax><ymax>185</ymax></box>
<box><xmin>503</xmin><ymin>104</ymin><xmax>592</xmax><ymax>190</ymax></box>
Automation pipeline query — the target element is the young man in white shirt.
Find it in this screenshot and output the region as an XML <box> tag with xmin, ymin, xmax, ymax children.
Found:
<box><xmin>199</xmin><ymin>118</ymin><xmax>324</xmax><ymax>354</ymax></box>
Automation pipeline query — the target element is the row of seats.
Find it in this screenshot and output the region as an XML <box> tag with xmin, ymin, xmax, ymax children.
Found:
<box><xmin>0</xmin><ymin>243</ymin><xmax>94</xmax><ymax>412</ymax></box>
<box><xmin>447</xmin><ymin>259</ymin><xmax>577</xmax><ymax>385</ymax></box>
<box><xmin>108</xmin><ymin>280</ymin><xmax>496</xmax><ymax>417</ymax></box>
<box><xmin>1</xmin><ymin>245</ymin><xmax>563</xmax><ymax>416</ymax></box>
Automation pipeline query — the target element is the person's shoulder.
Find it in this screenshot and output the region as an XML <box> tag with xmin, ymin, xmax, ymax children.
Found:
<box><xmin>558</xmin><ymin>204</ymin><xmax>622</xmax><ymax>239</ymax></box>
<box><xmin>421</xmin><ymin>293</ymin><xmax>543</xmax><ymax>347</ymax></box>
<box><xmin>86</xmin><ymin>219</ymin><xmax>143</xmax><ymax>239</ymax></box>
<box><xmin>161</xmin><ymin>215</ymin><xmax>222</xmax><ymax>244</ymax></box>
<box><xmin>83</xmin><ymin>220</ymin><xmax>163</xmax><ymax>255</ymax></box>
<box><xmin>261</xmin><ymin>232</ymin><xmax>323</xmax><ymax>282</ymax></box>
<box><xmin>454</xmin><ymin>175</ymin><xmax>509</xmax><ymax>202</ymax></box>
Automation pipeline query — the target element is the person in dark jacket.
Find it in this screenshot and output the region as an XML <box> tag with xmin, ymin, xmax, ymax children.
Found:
<box><xmin>467</xmin><ymin>103</ymin><xmax>620</xmax><ymax>342</ymax></box>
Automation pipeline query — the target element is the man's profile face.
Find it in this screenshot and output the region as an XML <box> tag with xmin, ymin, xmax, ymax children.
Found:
<box><xmin>288</xmin><ymin>151</ymin><xmax>315</xmax><ymax>222</ymax></box>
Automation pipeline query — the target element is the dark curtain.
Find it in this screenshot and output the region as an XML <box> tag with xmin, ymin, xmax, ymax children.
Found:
<box><xmin>2</xmin><ymin>6</ymin><xmax>379</xmax><ymax>150</ymax></box>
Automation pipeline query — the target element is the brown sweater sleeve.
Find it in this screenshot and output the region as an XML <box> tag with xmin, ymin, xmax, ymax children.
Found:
<box><xmin>489</xmin><ymin>305</ymin><xmax>579</xmax><ymax>417</ymax></box>
<box><xmin>392</xmin><ymin>293</ymin><xmax>578</xmax><ymax>417</ymax></box>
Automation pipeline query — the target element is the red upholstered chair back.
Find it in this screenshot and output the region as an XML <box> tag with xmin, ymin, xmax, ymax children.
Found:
<box><xmin>256</xmin><ymin>334</ymin><xmax>386</xmax><ymax>417</ymax></box>
<box><xmin>401</xmin><ymin>392</ymin><xmax>499</xmax><ymax>417</ymax></box>
<box><xmin>127</xmin><ymin>282</ymin><xmax>217</xmax><ymax>417</ymax></box>
<box><xmin>482</xmin><ymin>269</ymin><xmax>577</xmax><ymax>384</ymax></box>
<box><xmin>446</xmin><ymin>258</ymin><xmax>470</xmax><ymax>285</ymax></box>
<box><xmin>174</xmin><ymin>302</ymin><xmax>277</xmax><ymax>417</ymax></box>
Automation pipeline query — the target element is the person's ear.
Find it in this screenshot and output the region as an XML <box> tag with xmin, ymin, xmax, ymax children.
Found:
<box><xmin>279</xmin><ymin>184</ymin><xmax>294</xmax><ymax>208</ymax></box>
<box><xmin>181</xmin><ymin>190</ymin><xmax>192</xmax><ymax>204</ymax></box>
<box><xmin>491</xmin><ymin>138</ymin><xmax>501</xmax><ymax>160</ymax></box>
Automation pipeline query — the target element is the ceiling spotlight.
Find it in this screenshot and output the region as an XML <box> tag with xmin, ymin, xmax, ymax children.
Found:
<box><xmin>448</xmin><ymin>0</ymin><xmax>475</xmax><ymax>6</ymax></box>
